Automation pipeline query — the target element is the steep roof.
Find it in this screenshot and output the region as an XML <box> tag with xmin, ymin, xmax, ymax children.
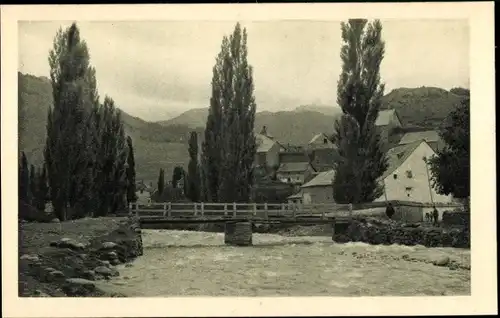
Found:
<box><xmin>287</xmin><ymin>191</ymin><xmax>303</xmax><ymax>200</ymax></box>
<box><xmin>309</xmin><ymin>133</ymin><xmax>330</xmax><ymax>144</ymax></box>
<box><xmin>399</xmin><ymin>130</ymin><xmax>441</xmax><ymax>145</ymax></box>
<box><xmin>277</xmin><ymin>162</ymin><xmax>312</xmax><ymax>173</ymax></box>
<box><xmin>255</xmin><ymin>133</ymin><xmax>276</xmax><ymax>153</ymax></box>
<box><xmin>375</xmin><ymin>109</ymin><xmax>399</xmax><ymax>126</ymax></box>
<box><xmin>379</xmin><ymin>140</ymin><xmax>426</xmax><ymax>180</ymax></box>
<box><xmin>301</xmin><ymin>169</ymin><xmax>335</xmax><ymax>188</ymax></box>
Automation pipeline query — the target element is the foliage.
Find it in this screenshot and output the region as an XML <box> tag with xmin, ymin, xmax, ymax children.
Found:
<box><xmin>29</xmin><ymin>164</ymin><xmax>36</xmax><ymax>204</ymax></box>
<box><xmin>171</xmin><ymin>166</ymin><xmax>184</xmax><ymax>189</ymax></box>
<box><xmin>201</xmin><ymin>22</ymin><xmax>257</xmax><ymax>203</ymax></box>
<box><xmin>34</xmin><ymin>165</ymin><xmax>49</xmax><ymax>211</ymax></box>
<box><xmin>428</xmin><ymin>97</ymin><xmax>470</xmax><ymax>201</ymax></box>
<box><xmin>44</xmin><ymin>23</ymin><xmax>94</xmax><ymax>221</ymax></box>
<box><xmin>43</xmin><ymin>23</ymin><xmax>128</xmax><ymax>220</ymax></box>
<box><xmin>151</xmin><ymin>185</ymin><xmax>186</xmax><ymax>203</ymax></box>
<box><xmin>333</xmin><ymin>19</ymin><xmax>388</xmax><ymax>204</ymax></box>
<box><xmin>186</xmin><ymin>131</ymin><xmax>201</xmax><ymax>202</ymax></box>
<box><xmin>126</xmin><ymin>136</ymin><xmax>137</xmax><ymax>204</ymax></box>
<box><xmin>157</xmin><ymin>168</ymin><xmax>165</xmax><ymax>196</ymax></box>
<box><xmin>19</xmin><ymin>152</ymin><xmax>30</xmax><ymax>202</ymax></box>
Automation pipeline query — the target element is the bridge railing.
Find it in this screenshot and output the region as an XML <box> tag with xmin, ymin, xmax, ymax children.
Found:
<box><xmin>129</xmin><ymin>202</ymin><xmax>354</xmax><ymax>219</ymax></box>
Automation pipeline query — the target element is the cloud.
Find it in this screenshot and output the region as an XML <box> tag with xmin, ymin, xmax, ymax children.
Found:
<box><xmin>18</xmin><ymin>19</ymin><xmax>469</xmax><ymax>121</ymax></box>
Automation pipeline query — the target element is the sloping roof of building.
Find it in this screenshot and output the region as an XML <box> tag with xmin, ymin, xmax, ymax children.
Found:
<box><xmin>379</xmin><ymin>139</ymin><xmax>427</xmax><ymax>180</ymax></box>
<box><xmin>255</xmin><ymin>133</ymin><xmax>276</xmax><ymax>153</ymax></box>
<box><xmin>399</xmin><ymin>130</ymin><xmax>441</xmax><ymax>145</ymax></box>
<box><xmin>309</xmin><ymin>133</ymin><xmax>330</xmax><ymax>144</ymax></box>
<box><xmin>279</xmin><ymin>151</ymin><xmax>309</xmax><ymax>163</ymax></box>
<box><xmin>277</xmin><ymin>162</ymin><xmax>312</xmax><ymax>173</ymax></box>
<box><xmin>375</xmin><ymin>109</ymin><xmax>399</xmax><ymax>126</ymax></box>
<box><xmin>287</xmin><ymin>191</ymin><xmax>303</xmax><ymax>200</ymax></box>
<box><xmin>301</xmin><ymin>169</ymin><xmax>335</xmax><ymax>188</ymax></box>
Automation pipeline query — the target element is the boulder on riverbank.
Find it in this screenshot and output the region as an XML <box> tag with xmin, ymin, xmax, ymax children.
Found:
<box><xmin>19</xmin><ymin>216</ymin><xmax>143</xmax><ymax>297</ymax></box>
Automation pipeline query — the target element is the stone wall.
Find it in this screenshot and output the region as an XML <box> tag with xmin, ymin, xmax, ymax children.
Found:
<box><xmin>224</xmin><ymin>222</ymin><xmax>253</xmax><ymax>246</ymax></box>
<box><xmin>19</xmin><ymin>216</ymin><xmax>143</xmax><ymax>297</ymax></box>
<box><xmin>333</xmin><ymin>217</ymin><xmax>469</xmax><ymax>248</ymax></box>
<box><xmin>442</xmin><ymin>211</ymin><xmax>470</xmax><ymax>227</ymax></box>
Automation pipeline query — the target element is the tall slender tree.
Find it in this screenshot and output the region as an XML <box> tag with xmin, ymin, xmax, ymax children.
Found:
<box><xmin>44</xmin><ymin>23</ymin><xmax>95</xmax><ymax>220</ymax></box>
<box><xmin>126</xmin><ymin>136</ymin><xmax>137</xmax><ymax>204</ymax></box>
<box><xmin>157</xmin><ymin>168</ymin><xmax>165</xmax><ymax>197</ymax></box>
<box><xmin>333</xmin><ymin>19</ymin><xmax>388</xmax><ymax>204</ymax></box>
<box><xmin>35</xmin><ymin>165</ymin><xmax>49</xmax><ymax>211</ymax></box>
<box><xmin>94</xmin><ymin>97</ymin><xmax>128</xmax><ymax>216</ymax></box>
<box><xmin>186</xmin><ymin>131</ymin><xmax>201</xmax><ymax>202</ymax></box>
<box><xmin>19</xmin><ymin>152</ymin><xmax>30</xmax><ymax>202</ymax></box>
<box><xmin>201</xmin><ymin>22</ymin><xmax>257</xmax><ymax>203</ymax></box>
<box><xmin>29</xmin><ymin>164</ymin><xmax>36</xmax><ymax>204</ymax></box>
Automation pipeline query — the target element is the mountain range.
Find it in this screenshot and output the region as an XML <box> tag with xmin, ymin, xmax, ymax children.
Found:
<box><xmin>17</xmin><ymin>72</ymin><xmax>468</xmax><ymax>183</ymax></box>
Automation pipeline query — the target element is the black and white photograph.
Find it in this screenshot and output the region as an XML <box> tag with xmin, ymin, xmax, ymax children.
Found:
<box><xmin>1</xmin><ymin>2</ymin><xmax>496</xmax><ymax>317</ymax></box>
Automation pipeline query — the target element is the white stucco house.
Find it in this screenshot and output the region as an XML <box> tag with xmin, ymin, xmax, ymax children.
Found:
<box><xmin>375</xmin><ymin>139</ymin><xmax>453</xmax><ymax>204</ymax></box>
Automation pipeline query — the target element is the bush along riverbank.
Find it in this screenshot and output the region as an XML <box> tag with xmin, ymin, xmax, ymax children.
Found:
<box><xmin>19</xmin><ymin>216</ymin><xmax>143</xmax><ymax>297</ymax></box>
<box><xmin>333</xmin><ymin>217</ymin><xmax>470</xmax><ymax>249</ymax></box>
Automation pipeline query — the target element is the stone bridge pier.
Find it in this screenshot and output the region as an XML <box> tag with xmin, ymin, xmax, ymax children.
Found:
<box><xmin>224</xmin><ymin>221</ymin><xmax>253</xmax><ymax>246</ymax></box>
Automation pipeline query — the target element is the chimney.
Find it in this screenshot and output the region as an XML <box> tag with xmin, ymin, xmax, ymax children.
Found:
<box><xmin>260</xmin><ymin>125</ymin><xmax>268</xmax><ymax>136</ymax></box>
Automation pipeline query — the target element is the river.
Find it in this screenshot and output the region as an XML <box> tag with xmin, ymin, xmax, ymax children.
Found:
<box><xmin>96</xmin><ymin>229</ymin><xmax>470</xmax><ymax>297</ymax></box>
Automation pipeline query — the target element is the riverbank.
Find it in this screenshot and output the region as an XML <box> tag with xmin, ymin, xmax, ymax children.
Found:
<box><xmin>18</xmin><ymin>216</ymin><xmax>143</xmax><ymax>297</ymax></box>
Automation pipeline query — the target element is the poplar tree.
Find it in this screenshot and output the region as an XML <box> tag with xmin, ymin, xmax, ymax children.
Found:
<box><xmin>29</xmin><ymin>164</ymin><xmax>36</xmax><ymax>204</ymax></box>
<box><xmin>36</xmin><ymin>165</ymin><xmax>49</xmax><ymax>211</ymax></box>
<box><xmin>157</xmin><ymin>168</ymin><xmax>165</xmax><ymax>197</ymax></box>
<box><xmin>201</xmin><ymin>22</ymin><xmax>257</xmax><ymax>203</ymax></box>
<box><xmin>19</xmin><ymin>152</ymin><xmax>30</xmax><ymax>202</ymax></box>
<box><xmin>333</xmin><ymin>19</ymin><xmax>388</xmax><ymax>204</ymax></box>
<box><xmin>187</xmin><ymin>131</ymin><xmax>201</xmax><ymax>202</ymax></box>
<box><xmin>95</xmin><ymin>96</ymin><xmax>127</xmax><ymax>216</ymax></box>
<box><xmin>44</xmin><ymin>23</ymin><xmax>95</xmax><ymax>220</ymax></box>
<box><xmin>126</xmin><ymin>136</ymin><xmax>137</xmax><ymax>204</ymax></box>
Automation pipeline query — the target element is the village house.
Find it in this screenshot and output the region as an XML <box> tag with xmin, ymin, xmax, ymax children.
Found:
<box><xmin>375</xmin><ymin>109</ymin><xmax>403</xmax><ymax>145</ymax></box>
<box><xmin>254</xmin><ymin>126</ymin><xmax>286</xmax><ymax>169</ymax></box>
<box><xmin>276</xmin><ymin>149</ymin><xmax>316</xmax><ymax>189</ymax></box>
<box><xmin>374</xmin><ymin>139</ymin><xmax>453</xmax><ymax>204</ymax></box>
<box><xmin>286</xmin><ymin>139</ymin><xmax>452</xmax><ymax>205</ymax></box>
<box><xmin>398</xmin><ymin>130</ymin><xmax>445</xmax><ymax>152</ymax></box>
<box><xmin>297</xmin><ymin>169</ymin><xmax>336</xmax><ymax>204</ymax></box>
<box><xmin>135</xmin><ymin>181</ymin><xmax>154</xmax><ymax>205</ymax></box>
<box><xmin>308</xmin><ymin>133</ymin><xmax>336</xmax><ymax>149</ymax></box>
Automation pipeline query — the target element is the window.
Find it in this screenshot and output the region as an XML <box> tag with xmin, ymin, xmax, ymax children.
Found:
<box><xmin>323</xmin><ymin>138</ymin><xmax>328</xmax><ymax>144</ymax></box>
<box><xmin>393</xmin><ymin>174</ymin><xmax>398</xmax><ymax>179</ymax></box>
<box><xmin>405</xmin><ymin>187</ymin><xmax>413</xmax><ymax>197</ymax></box>
<box><xmin>406</xmin><ymin>170</ymin><xmax>413</xmax><ymax>178</ymax></box>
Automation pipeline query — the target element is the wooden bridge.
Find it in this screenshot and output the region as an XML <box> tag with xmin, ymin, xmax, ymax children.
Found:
<box><xmin>129</xmin><ymin>202</ymin><xmax>354</xmax><ymax>223</ymax></box>
<box><xmin>129</xmin><ymin>202</ymin><xmax>354</xmax><ymax>246</ymax></box>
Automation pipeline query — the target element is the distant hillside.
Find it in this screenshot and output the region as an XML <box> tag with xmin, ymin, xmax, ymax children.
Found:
<box><xmin>159</xmin><ymin>105</ymin><xmax>342</xmax><ymax>145</ymax></box>
<box><xmin>157</xmin><ymin>107</ymin><xmax>208</xmax><ymax>129</ymax></box>
<box><xmin>381</xmin><ymin>86</ymin><xmax>467</xmax><ymax>128</ymax></box>
<box><xmin>18</xmin><ymin>72</ymin><xmax>202</xmax><ymax>182</ymax></box>
<box><xmin>294</xmin><ymin>104</ymin><xmax>342</xmax><ymax>117</ymax></box>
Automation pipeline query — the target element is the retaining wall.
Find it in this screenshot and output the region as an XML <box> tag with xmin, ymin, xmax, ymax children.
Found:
<box><xmin>333</xmin><ymin>217</ymin><xmax>470</xmax><ymax>248</ymax></box>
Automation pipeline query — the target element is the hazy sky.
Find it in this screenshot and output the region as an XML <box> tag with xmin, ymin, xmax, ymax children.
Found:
<box><xmin>18</xmin><ymin>20</ymin><xmax>469</xmax><ymax>121</ymax></box>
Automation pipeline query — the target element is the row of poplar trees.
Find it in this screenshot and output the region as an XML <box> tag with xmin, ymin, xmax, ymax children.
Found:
<box><xmin>191</xmin><ymin>20</ymin><xmax>387</xmax><ymax>205</ymax></box>
<box><xmin>40</xmin><ymin>23</ymin><xmax>137</xmax><ymax>221</ymax></box>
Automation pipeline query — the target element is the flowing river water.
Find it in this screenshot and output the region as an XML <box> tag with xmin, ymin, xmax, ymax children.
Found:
<box><xmin>96</xmin><ymin>229</ymin><xmax>470</xmax><ymax>296</ymax></box>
